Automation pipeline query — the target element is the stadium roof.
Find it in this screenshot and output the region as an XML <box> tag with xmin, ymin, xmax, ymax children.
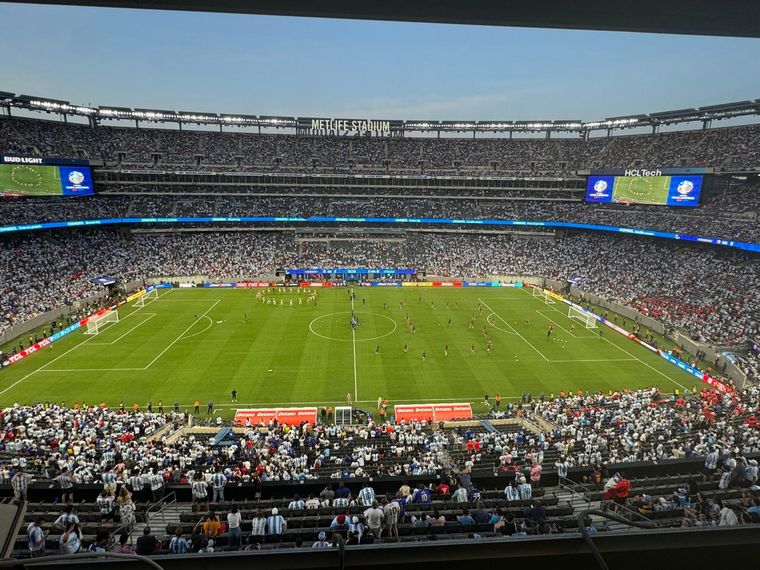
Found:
<box><xmin>7</xmin><ymin>0</ymin><xmax>760</xmax><ymax>38</ymax></box>
<box><xmin>3</xmin><ymin>91</ymin><xmax>760</xmax><ymax>134</ymax></box>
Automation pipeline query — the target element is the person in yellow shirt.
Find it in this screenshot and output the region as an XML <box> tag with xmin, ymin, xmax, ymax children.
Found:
<box><xmin>201</xmin><ymin>512</ymin><xmax>221</xmax><ymax>538</ymax></box>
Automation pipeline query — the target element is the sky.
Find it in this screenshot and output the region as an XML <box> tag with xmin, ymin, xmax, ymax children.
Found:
<box><xmin>0</xmin><ymin>3</ymin><xmax>759</xmax><ymax>121</ymax></box>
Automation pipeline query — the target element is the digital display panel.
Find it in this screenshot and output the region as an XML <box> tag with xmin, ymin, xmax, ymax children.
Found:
<box><xmin>0</xmin><ymin>164</ymin><xmax>94</xmax><ymax>197</ymax></box>
<box><xmin>586</xmin><ymin>174</ymin><xmax>702</xmax><ymax>206</ymax></box>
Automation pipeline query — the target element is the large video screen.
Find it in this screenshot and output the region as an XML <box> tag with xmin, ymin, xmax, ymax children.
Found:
<box><xmin>586</xmin><ymin>174</ymin><xmax>702</xmax><ymax>207</ymax></box>
<box><xmin>0</xmin><ymin>164</ymin><xmax>94</xmax><ymax>197</ymax></box>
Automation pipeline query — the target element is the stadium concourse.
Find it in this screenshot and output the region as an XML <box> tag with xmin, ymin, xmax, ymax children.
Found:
<box><xmin>0</xmin><ymin>108</ymin><xmax>759</xmax><ymax>563</ymax></box>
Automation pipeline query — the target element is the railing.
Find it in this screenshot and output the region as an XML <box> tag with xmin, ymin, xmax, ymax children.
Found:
<box><xmin>600</xmin><ymin>497</ymin><xmax>654</xmax><ymax>524</ymax></box>
<box><xmin>144</xmin><ymin>492</ymin><xmax>177</xmax><ymax>528</ymax></box>
<box><xmin>557</xmin><ymin>475</ymin><xmax>593</xmax><ymax>509</ymax></box>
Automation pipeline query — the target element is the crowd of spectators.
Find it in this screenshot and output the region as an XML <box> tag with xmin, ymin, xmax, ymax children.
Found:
<box><xmin>1</xmin><ymin>230</ymin><xmax>757</xmax><ymax>349</ymax></box>
<box><xmin>2</xmin><ymin>384</ymin><xmax>760</xmax><ymax>492</ymax></box>
<box><xmin>2</xmin><ymin>382</ymin><xmax>760</xmax><ymax>556</ymax></box>
<box><xmin>3</xmin><ymin>116</ymin><xmax>760</xmax><ymax>172</ymax></box>
<box><xmin>532</xmin><ymin>386</ymin><xmax>760</xmax><ymax>466</ymax></box>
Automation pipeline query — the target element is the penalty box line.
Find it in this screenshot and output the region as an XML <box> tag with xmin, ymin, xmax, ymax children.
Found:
<box><xmin>42</xmin><ymin>298</ymin><xmax>220</xmax><ymax>374</ymax></box>
<box><xmin>0</xmin><ymin>288</ymin><xmax>175</xmax><ymax>397</ymax></box>
<box><xmin>88</xmin><ymin>313</ymin><xmax>157</xmax><ymax>346</ymax></box>
<box><xmin>479</xmin><ymin>298</ymin><xmax>550</xmax><ymax>362</ymax></box>
<box><xmin>519</xmin><ymin>288</ymin><xmax>688</xmax><ymax>390</ymax></box>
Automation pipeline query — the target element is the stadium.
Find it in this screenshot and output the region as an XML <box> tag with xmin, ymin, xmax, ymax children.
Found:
<box><xmin>0</xmin><ymin>2</ymin><xmax>759</xmax><ymax>569</ymax></box>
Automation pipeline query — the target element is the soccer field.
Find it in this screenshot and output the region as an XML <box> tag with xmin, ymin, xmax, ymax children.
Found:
<box><xmin>0</xmin><ymin>164</ymin><xmax>61</xmax><ymax>196</ymax></box>
<box><xmin>0</xmin><ymin>287</ymin><xmax>703</xmax><ymax>415</ymax></box>
<box><xmin>613</xmin><ymin>175</ymin><xmax>670</xmax><ymax>205</ymax></box>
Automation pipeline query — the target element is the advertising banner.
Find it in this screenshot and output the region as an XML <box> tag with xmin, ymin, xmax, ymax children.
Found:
<box><xmin>394</xmin><ymin>403</ymin><xmax>473</xmax><ymax>423</ymax></box>
<box><xmin>126</xmin><ymin>289</ymin><xmax>146</xmax><ymax>303</ymax></box>
<box><xmin>234</xmin><ymin>407</ymin><xmax>318</xmax><ymax>426</ymax></box>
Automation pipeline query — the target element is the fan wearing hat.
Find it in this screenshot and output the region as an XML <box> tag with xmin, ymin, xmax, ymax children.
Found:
<box><xmin>265</xmin><ymin>508</ymin><xmax>287</xmax><ymax>539</ymax></box>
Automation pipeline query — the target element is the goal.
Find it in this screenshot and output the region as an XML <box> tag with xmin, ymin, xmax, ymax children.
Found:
<box><xmin>532</xmin><ymin>287</ymin><xmax>556</xmax><ymax>304</ymax></box>
<box><xmin>134</xmin><ymin>288</ymin><xmax>159</xmax><ymax>307</ymax></box>
<box><xmin>568</xmin><ymin>305</ymin><xmax>598</xmax><ymax>329</ymax></box>
<box><xmin>84</xmin><ymin>310</ymin><xmax>119</xmax><ymax>335</ymax></box>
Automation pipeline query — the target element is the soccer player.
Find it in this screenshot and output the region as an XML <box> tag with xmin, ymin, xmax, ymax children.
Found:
<box><xmin>243</xmin><ymin>313</ymin><xmax>247</xmax><ymax>322</ymax></box>
<box><xmin>470</xmin><ymin>344</ymin><xmax>475</xmax><ymax>354</ymax></box>
<box><xmin>444</xmin><ymin>345</ymin><xmax>448</xmax><ymax>357</ymax></box>
<box><xmin>524</xmin><ymin>316</ymin><xmax>530</xmax><ymax>326</ymax></box>
<box><xmin>570</xmin><ymin>323</ymin><xmax>575</xmax><ymax>332</ymax></box>
<box><xmin>448</xmin><ymin>317</ymin><xmax>452</xmax><ymax>326</ymax></box>
<box><xmin>403</xmin><ymin>343</ymin><xmax>408</xmax><ymax>353</ymax></box>
<box><xmin>422</xmin><ymin>352</ymin><xmax>427</xmax><ymax>362</ymax></box>
<box><xmin>347</xmin><ymin>393</ymin><xmax>353</xmax><ymax>406</ymax></box>
<box><xmin>231</xmin><ymin>388</ymin><xmax>237</xmax><ymax>402</ymax></box>
<box><xmin>547</xmin><ymin>326</ymin><xmax>553</xmax><ymax>338</ymax></box>
<box><xmin>376</xmin><ymin>345</ymin><xmax>381</xmax><ymax>355</ymax></box>
<box><xmin>599</xmin><ymin>328</ymin><xmax>603</xmax><ymax>338</ymax></box>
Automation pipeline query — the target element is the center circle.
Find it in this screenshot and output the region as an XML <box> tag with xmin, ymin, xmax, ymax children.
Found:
<box><xmin>309</xmin><ymin>311</ymin><xmax>397</xmax><ymax>342</ymax></box>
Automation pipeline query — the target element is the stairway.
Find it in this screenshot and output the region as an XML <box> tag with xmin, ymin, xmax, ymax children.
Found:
<box><xmin>554</xmin><ymin>488</ymin><xmax>621</xmax><ymax>532</ymax></box>
<box><xmin>137</xmin><ymin>501</ymin><xmax>184</xmax><ymax>535</ymax></box>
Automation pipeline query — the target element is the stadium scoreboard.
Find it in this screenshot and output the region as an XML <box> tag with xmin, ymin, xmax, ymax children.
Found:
<box><xmin>0</xmin><ymin>156</ymin><xmax>94</xmax><ymax>197</ymax></box>
<box><xmin>586</xmin><ymin>168</ymin><xmax>704</xmax><ymax>207</ymax></box>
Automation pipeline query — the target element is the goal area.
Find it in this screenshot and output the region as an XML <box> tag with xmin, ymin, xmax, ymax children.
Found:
<box><xmin>568</xmin><ymin>305</ymin><xmax>598</xmax><ymax>329</ymax></box>
<box><xmin>532</xmin><ymin>287</ymin><xmax>556</xmax><ymax>304</ymax></box>
<box><xmin>84</xmin><ymin>310</ymin><xmax>119</xmax><ymax>335</ymax></box>
<box><xmin>134</xmin><ymin>288</ymin><xmax>159</xmax><ymax>307</ymax></box>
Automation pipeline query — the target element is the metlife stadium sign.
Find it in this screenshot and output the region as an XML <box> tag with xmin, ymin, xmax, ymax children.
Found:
<box><xmin>299</xmin><ymin>118</ymin><xmax>401</xmax><ymax>135</ymax></box>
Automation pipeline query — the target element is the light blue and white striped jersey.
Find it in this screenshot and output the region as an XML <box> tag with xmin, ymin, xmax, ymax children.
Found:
<box><xmin>358</xmin><ymin>487</ymin><xmax>375</xmax><ymax>506</ymax></box>
<box><xmin>266</xmin><ymin>514</ymin><xmax>285</xmax><ymax>534</ymax></box>
<box><xmin>251</xmin><ymin>517</ymin><xmax>266</xmax><ymax>536</ymax></box>
<box><xmin>288</xmin><ymin>499</ymin><xmax>305</xmax><ymax>510</ymax></box>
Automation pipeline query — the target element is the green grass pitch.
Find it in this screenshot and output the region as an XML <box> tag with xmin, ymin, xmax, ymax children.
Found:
<box><xmin>0</xmin><ymin>287</ymin><xmax>704</xmax><ymax>416</ymax></box>
<box><xmin>0</xmin><ymin>164</ymin><xmax>61</xmax><ymax>196</ymax></box>
<box><xmin>613</xmin><ymin>175</ymin><xmax>671</xmax><ymax>205</ymax></box>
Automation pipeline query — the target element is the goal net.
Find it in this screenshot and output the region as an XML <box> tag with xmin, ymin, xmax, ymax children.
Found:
<box><xmin>532</xmin><ymin>287</ymin><xmax>556</xmax><ymax>304</ymax></box>
<box><xmin>84</xmin><ymin>310</ymin><xmax>119</xmax><ymax>335</ymax></box>
<box><xmin>568</xmin><ymin>305</ymin><xmax>598</xmax><ymax>329</ymax></box>
<box><xmin>134</xmin><ymin>288</ymin><xmax>159</xmax><ymax>307</ymax></box>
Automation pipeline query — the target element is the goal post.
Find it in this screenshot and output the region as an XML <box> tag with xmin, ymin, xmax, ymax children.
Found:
<box><xmin>84</xmin><ymin>310</ymin><xmax>119</xmax><ymax>335</ymax></box>
<box><xmin>134</xmin><ymin>288</ymin><xmax>159</xmax><ymax>307</ymax></box>
<box><xmin>541</xmin><ymin>290</ymin><xmax>556</xmax><ymax>304</ymax></box>
<box><xmin>568</xmin><ymin>305</ymin><xmax>598</xmax><ymax>329</ymax></box>
<box><xmin>532</xmin><ymin>287</ymin><xmax>556</xmax><ymax>304</ymax></box>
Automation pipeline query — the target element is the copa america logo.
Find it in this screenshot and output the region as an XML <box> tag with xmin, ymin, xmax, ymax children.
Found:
<box><xmin>593</xmin><ymin>179</ymin><xmax>608</xmax><ymax>193</ymax></box>
<box><xmin>68</xmin><ymin>171</ymin><xmax>85</xmax><ymax>185</ymax></box>
<box><xmin>676</xmin><ymin>180</ymin><xmax>694</xmax><ymax>195</ymax></box>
